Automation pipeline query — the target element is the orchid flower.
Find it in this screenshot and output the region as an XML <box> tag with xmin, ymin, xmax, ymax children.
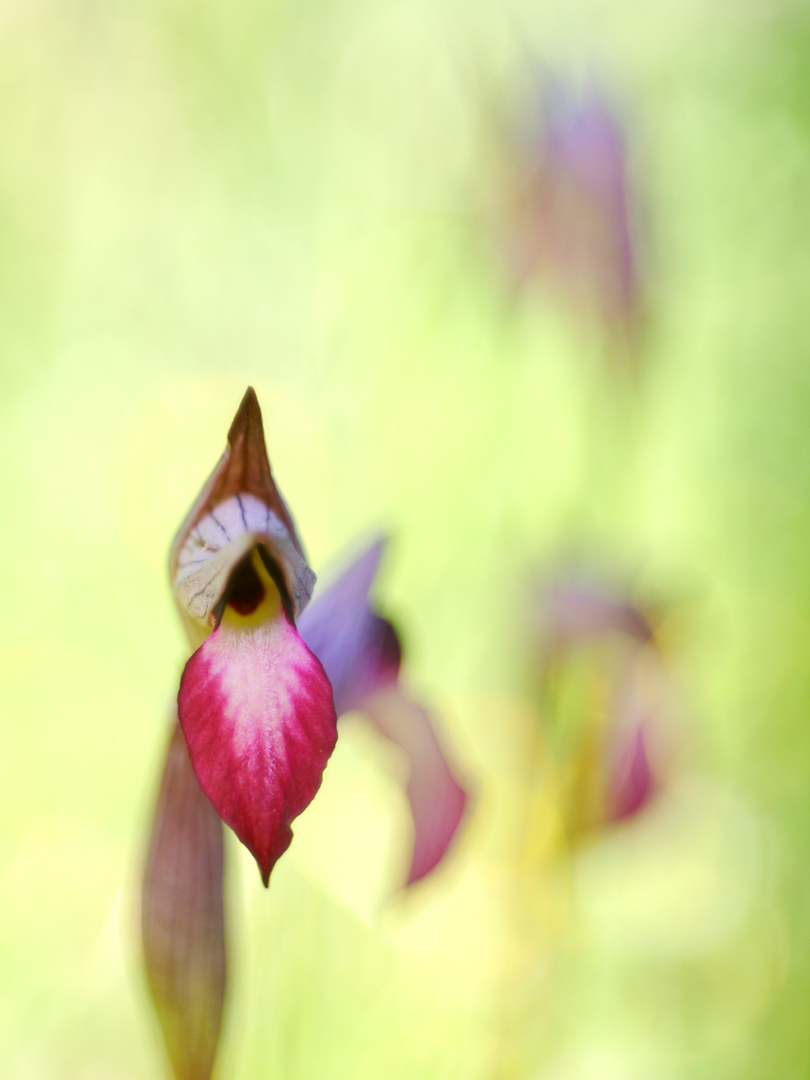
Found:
<box><xmin>298</xmin><ymin>538</ymin><xmax>468</xmax><ymax>885</ymax></box>
<box><xmin>169</xmin><ymin>386</ymin><xmax>337</xmax><ymax>886</ymax></box>
<box><xmin>141</xmin><ymin>389</ymin><xmax>467</xmax><ymax>1079</ymax></box>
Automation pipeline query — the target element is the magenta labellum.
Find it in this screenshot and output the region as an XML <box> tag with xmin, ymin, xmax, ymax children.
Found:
<box><xmin>178</xmin><ymin>556</ymin><xmax>337</xmax><ymax>885</ymax></box>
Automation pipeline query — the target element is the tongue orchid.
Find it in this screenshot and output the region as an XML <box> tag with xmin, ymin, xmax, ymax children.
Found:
<box><xmin>141</xmin><ymin>389</ymin><xmax>467</xmax><ymax>1080</ymax></box>
<box><xmin>170</xmin><ymin>387</ymin><xmax>337</xmax><ymax>886</ymax></box>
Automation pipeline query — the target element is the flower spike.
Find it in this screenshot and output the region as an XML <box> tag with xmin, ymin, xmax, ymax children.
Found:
<box><xmin>172</xmin><ymin>388</ymin><xmax>337</xmax><ymax>884</ymax></box>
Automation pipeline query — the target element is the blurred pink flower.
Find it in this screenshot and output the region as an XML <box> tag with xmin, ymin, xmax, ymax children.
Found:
<box><xmin>530</xmin><ymin>570</ymin><xmax>662</xmax><ymax>831</ymax></box>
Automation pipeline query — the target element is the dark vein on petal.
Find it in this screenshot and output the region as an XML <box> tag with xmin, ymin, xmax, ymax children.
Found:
<box><xmin>237</xmin><ymin>494</ymin><xmax>248</xmax><ymax>531</ymax></box>
<box><xmin>181</xmin><ymin>555</ymin><xmax>211</xmax><ymax>569</ymax></box>
<box><xmin>209</xmin><ymin>511</ymin><xmax>230</xmax><ymax>541</ymax></box>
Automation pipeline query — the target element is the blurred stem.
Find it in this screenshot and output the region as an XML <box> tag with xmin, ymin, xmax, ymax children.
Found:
<box><xmin>580</xmin><ymin>354</ymin><xmax>644</xmax><ymax>539</ymax></box>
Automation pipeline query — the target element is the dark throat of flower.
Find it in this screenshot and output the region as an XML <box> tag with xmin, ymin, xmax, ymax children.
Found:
<box><xmin>213</xmin><ymin>546</ymin><xmax>295</xmax><ymax>625</ymax></box>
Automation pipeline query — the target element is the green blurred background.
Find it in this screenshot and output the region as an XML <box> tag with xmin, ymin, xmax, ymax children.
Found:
<box><xmin>2</xmin><ymin>0</ymin><xmax>810</xmax><ymax>1076</ymax></box>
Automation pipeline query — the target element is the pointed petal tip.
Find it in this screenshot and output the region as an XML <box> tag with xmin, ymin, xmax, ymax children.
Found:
<box><xmin>228</xmin><ymin>385</ymin><xmax>265</xmax><ymax>447</ymax></box>
<box><xmin>365</xmin><ymin>532</ymin><xmax>389</xmax><ymax>562</ymax></box>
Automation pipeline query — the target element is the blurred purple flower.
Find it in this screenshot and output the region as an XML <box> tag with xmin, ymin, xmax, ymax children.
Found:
<box><xmin>299</xmin><ymin>538</ymin><xmax>469</xmax><ymax>885</ymax></box>
<box><xmin>503</xmin><ymin>78</ymin><xmax>642</xmax><ymax>341</ymax></box>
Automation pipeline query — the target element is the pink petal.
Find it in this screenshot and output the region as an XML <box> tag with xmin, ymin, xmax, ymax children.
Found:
<box><xmin>141</xmin><ymin>723</ymin><xmax>226</xmax><ymax>1080</ymax></box>
<box><xmin>297</xmin><ymin>537</ymin><xmax>401</xmax><ymax>716</ymax></box>
<box><xmin>606</xmin><ymin>723</ymin><xmax>655</xmax><ymax>822</ymax></box>
<box><xmin>178</xmin><ymin>612</ymin><xmax>337</xmax><ymax>885</ymax></box>
<box><xmin>365</xmin><ymin>688</ymin><xmax>467</xmax><ymax>886</ymax></box>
